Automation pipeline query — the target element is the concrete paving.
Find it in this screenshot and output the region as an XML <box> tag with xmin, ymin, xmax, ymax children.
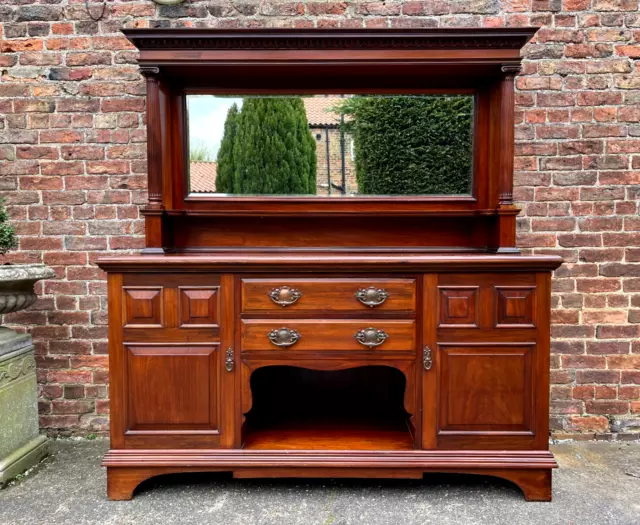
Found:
<box><xmin>0</xmin><ymin>440</ymin><xmax>638</xmax><ymax>525</ymax></box>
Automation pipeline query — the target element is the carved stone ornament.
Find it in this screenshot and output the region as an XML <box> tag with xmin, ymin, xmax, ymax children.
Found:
<box><xmin>0</xmin><ymin>354</ymin><xmax>36</xmax><ymax>389</ymax></box>
<box><xmin>0</xmin><ymin>264</ymin><xmax>56</xmax><ymax>315</ymax></box>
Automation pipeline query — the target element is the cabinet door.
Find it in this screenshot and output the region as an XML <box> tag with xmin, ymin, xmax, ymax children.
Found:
<box><xmin>109</xmin><ymin>273</ymin><xmax>236</xmax><ymax>449</ymax></box>
<box><xmin>421</xmin><ymin>273</ymin><xmax>550</xmax><ymax>450</ymax></box>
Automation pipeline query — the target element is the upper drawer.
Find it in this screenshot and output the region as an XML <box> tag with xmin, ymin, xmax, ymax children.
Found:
<box><xmin>241</xmin><ymin>278</ymin><xmax>416</xmax><ymax>313</ymax></box>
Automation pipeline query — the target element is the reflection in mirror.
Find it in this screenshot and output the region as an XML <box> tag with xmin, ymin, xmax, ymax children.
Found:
<box><xmin>187</xmin><ymin>94</ymin><xmax>474</xmax><ymax>196</ymax></box>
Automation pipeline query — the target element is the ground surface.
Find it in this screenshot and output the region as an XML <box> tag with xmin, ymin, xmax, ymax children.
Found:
<box><xmin>0</xmin><ymin>440</ymin><xmax>638</xmax><ymax>525</ymax></box>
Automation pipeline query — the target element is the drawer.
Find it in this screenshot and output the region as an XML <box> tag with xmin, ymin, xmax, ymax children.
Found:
<box><xmin>241</xmin><ymin>319</ymin><xmax>416</xmax><ymax>352</ymax></box>
<box><xmin>241</xmin><ymin>278</ymin><xmax>416</xmax><ymax>313</ymax></box>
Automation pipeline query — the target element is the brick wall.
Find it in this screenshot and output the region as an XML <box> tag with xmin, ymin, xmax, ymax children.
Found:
<box><xmin>312</xmin><ymin>127</ymin><xmax>358</xmax><ymax>195</ymax></box>
<box><xmin>0</xmin><ymin>0</ymin><xmax>639</xmax><ymax>439</ymax></box>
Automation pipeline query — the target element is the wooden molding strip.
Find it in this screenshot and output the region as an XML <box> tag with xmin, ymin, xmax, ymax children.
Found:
<box><xmin>103</xmin><ymin>448</ymin><xmax>558</xmax><ymax>469</ymax></box>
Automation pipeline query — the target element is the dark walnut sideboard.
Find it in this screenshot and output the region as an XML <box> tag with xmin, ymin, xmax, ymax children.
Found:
<box><xmin>97</xmin><ymin>28</ymin><xmax>562</xmax><ymax>501</ymax></box>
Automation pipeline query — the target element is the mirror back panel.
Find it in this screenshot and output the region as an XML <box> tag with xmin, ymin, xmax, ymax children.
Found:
<box><xmin>186</xmin><ymin>94</ymin><xmax>475</xmax><ymax>198</ymax></box>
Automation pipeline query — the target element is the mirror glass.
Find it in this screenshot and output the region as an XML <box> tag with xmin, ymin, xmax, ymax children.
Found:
<box><xmin>187</xmin><ymin>94</ymin><xmax>474</xmax><ymax>196</ymax></box>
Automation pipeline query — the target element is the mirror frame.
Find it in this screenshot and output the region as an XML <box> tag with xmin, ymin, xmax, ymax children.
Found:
<box><xmin>121</xmin><ymin>28</ymin><xmax>536</xmax><ymax>251</ymax></box>
<box><xmin>181</xmin><ymin>88</ymin><xmax>482</xmax><ymax>206</ymax></box>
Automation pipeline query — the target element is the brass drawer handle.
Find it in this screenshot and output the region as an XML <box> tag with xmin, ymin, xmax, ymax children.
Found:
<box><xmin>267</xmin><ymin>327</ymin><xmax>301</xmax><ymax>347</ymax></box>
<box><xmin>268</xmin><ymin>286</ymin><xmax>303</xmax><ymax>307</ymax></box>
<box><xmin>354</xmin><ymin>327</ymin><xmax>389</xmax><ymax>348</ymax></box>
<box><xmin>355</xmin><ymin>287</ymin><xmax>389</xmax><ymax>307</ymax></box>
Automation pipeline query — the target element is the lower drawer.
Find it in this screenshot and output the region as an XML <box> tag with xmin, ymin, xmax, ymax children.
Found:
<box><xmin>241</xmin><ymin>319</ymin><xmax>416</xmax><ymax>352</ymax></box>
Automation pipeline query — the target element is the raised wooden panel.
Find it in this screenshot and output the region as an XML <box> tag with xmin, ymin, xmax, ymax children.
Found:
<box><xmin>123</xmin><ymin>287</ymin><xmax>163</xmax><ymax>328</ymax></box>
<box><xmin>496</xmin><ymin>287</ymin><xmax>536</xmax><ymax>328</ymax></box>
<box><xmin>241</xmin><ymin>278</ymin><xmax>416</xmax><ymax>313</ymax></box>
<box><xmin>125</xmin><ymin>345</ymin><xmax>219</xmax><ymax>430</ymax></box>
<box><xmin>179</xmin><ymin>286</ymin><xmax>220</xmax><ymax>328</ymax></box>
<box><xmin>241</xmin><ymin>319</ymin><xmax>415</xmax><ymax>352</ymax></box>
<box><xmin>438</xmin><ymin>344</ymin><xmax>533</xmax><ymax>433</ymax></box>
<box><xmin>437</xmin><ymin>273</ymin><xmax>538</xmax><ymax>332</ymax></box>
<box><xmin>438</xmin><ymin>287</ymin><xmax>478</xmax><ymax>328</ymax></box>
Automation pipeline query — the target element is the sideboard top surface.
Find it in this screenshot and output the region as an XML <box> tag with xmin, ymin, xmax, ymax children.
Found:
<box><xmin>96</xmin><ymin>253</ymin><xmax>563</xmax><ymax>273</ymax></box>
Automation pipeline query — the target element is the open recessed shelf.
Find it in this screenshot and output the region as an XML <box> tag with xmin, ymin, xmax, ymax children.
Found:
<box><xmin>242</xmin><ymin>365</ymin><xmax>414</xmax><ymax>451</ymax></box>
<box><xmin>244</xmin><ymin>414</ymin><xmax>414</xmax><ymax>451</ymax></box>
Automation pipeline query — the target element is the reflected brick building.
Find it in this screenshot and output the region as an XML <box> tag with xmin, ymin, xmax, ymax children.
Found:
<box><xmin>303</xmin><ymin>97</ymin><xmax>358</xmax><ymax>196</ymax></box>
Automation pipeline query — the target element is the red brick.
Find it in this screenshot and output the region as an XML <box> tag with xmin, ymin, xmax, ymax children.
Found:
<box><xmin>47</xmin><ymin>370</ymin><xmax>93</xmax><ymax>384</ymax></box>
<box><xmin>558</xmin><ymin>234</ymin><xmax>602</xmax><ymax>248</ymax></box>
<box><xmin>573</xmin><ymin>386</ymin><xmax>595</xmax><ymax>400</ymax></box>
<box><xmin>51</xmin><ymin>400</ymin><xmax>95</xmax><ymax>414</ymax></box>
<box><xmin>552</xmin><ymin>341</ymin><xmax>585</xmax><ymax>354</ymax></box>
<box><xmin>608</xmin><ymin>355</ymin><xmax>640</xmax><ymax>369</ymax></box>
<box><xmin>563</xmin><ymin>355</ymin><xmax>607</xmax><ymax>368</ymax></box>
<box><xmin>19</xmin><ymin>177</ymin><xmax>63</xmax><ymax>191</ymax></box>
<box><xmin>586</xmin><ymin>400</ymin><xmax>629</xmax><ymax>414</ymax></box>
<box><xmin>65</xmin><ymin>52</ymin><xmax>111</xmax><ymax>66</ymax></box>
<box><xmin>40</xmin><ymin>130</ymin><xmax>83</xmax><ymax>144</ymax></box>
<box><xmin>576</xmin><ymin>279</ymin><xmax>621</xmax><ymax>293</ymax></box>
<box><xmin>595</xmin><ymin>385</ymin><xmax>618</xmax><ymax>399</ymax></box>
<box><xmin>622</xmin><ymin>372</ymin><xmax>640</xmax><ymax>384</ymax></box>
<box><xmin>101</xmin><ymin>98</ymin><xmax>145</xmax><ymax>113</ymax></box>
<box><xmin>1</xmin><ymin>39</ymin><xmax>43</xmax><ymax>52</ymax></box>
<box><xmin>619</xmin><ymin>386</ymin><xmax>640</xmax><ymax>400</ymax></box>
<box><xmin>583</xmin><ymin>309</ymin><xmax>628</xmax><ymax>324</ymax></box>
<box><xmin>307</xmin><ymin>2</ymin><xmax>349</xmax><ymax>15</ymax></box>
<box><xmin>551</xmin><ymin>369</ymin><xmax>575</xmax><ymax>384</ymax></box>
<box><xmin>550</xmin><ymin>400</ymin><xmax>584</xmax><ymax>414</ymax></box>
<box><xmin>616</xmin><ymin>45</ymin><xmax>640</xmax><ymax>57</ymax></box>
<box><xmin>402</xmin><ymin>1</ymin><xmax>449</xmax><ymax>15</ymax></box>
<box><xmin>577</xmin><ymin>370</ymin><xmax>620</xmax><ymax>384</ymax></box>
<box><xmin>566</xmin><ymin>415</ymin><xmax>609</xmax><ymax>432</ymax></box>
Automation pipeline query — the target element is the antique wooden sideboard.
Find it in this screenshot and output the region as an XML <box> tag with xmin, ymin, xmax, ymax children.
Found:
<box><xmin>97</xmin><ymin>28</ymin><xmax>562</xmax><ymax>501</ymax></box>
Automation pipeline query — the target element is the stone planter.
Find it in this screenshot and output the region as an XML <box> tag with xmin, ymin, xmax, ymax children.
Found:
<box><xmin>0</xmin><ymin>264</ymin><xmax>55</xmax><ymax>486</ymax></box>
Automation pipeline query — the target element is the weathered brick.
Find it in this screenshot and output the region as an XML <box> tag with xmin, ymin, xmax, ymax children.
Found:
<box><xmin>66</xmin><ymin>52</ymin><xmax>111</xmax><ymax>67</ymax></box>
<box><xmin>39</xmin><ymin>130</ymin><xmax>83</xmax><ymax>144</ymax></box>
<box><xmin>586</xmin><ymin>400</ymin><xmax>629</xmax><ymax>415</ymax></box>
<box><xmin>1</xmin><ymin>39</ymin><xmax>43</xmax><ymax>53</ymax></box>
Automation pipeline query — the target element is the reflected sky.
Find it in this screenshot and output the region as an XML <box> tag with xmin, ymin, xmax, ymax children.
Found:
<box><xmin>187</xmin><ymin>96</ymin><xmax>243</xmax><ymax>158</ymax></box>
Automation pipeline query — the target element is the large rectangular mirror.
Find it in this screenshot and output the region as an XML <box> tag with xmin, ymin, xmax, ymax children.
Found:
<box><xmin>186</xmin><ymin>94</ymin><xmax>474</xmax><ymax>196</ymax></box>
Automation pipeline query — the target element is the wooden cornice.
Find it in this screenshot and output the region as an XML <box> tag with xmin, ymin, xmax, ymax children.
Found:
<box><xmin>122</xmin><ymin>28</ymin><xmax>537</xmax><ymax>52</ymax></box>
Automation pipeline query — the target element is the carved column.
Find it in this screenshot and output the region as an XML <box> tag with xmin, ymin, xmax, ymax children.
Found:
<box><xmin>140</xmin><ymin>66</ymin><xmax>165</xmax><ymax>253</ymax></box>
<box><xmin>499</xmin><ymin>63</ymin><xmax>520</xmax><ymax>207</ymax></box>
<box><xmin>140</xmin><ymin>66</ymin><xmax>163</xmax><ymax>211</ymax></box>
<box><xmin>493</xmin><ymin>63</ymin><xmax>522</xmax><ymax>253</ymax></box>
